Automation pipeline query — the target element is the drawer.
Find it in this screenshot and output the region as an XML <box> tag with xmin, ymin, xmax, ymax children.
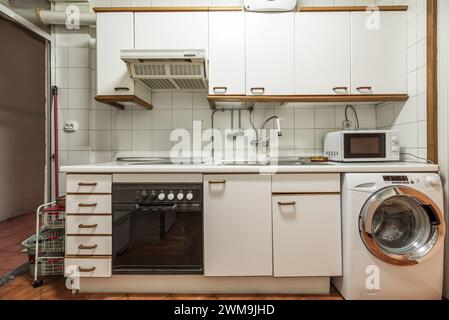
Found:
<box><xmin>67</xmin><ymin>174</ymin><xmax>112</xmax><ymax>194</ymax></box>
<box><xmin>66</xmin><ymin>194</ymin><xmax>111</xmax><ymax>214</ymax></box>
<box><xmin>272</xmin><ymin>174</ymin><xmax>340</xmax><ymax>193</ymax></box>
<box><xmin>66</xmin><ymin>216</ymin><xmax>112</xmax><ymax>235</ymax></box>
<box><xmin>65</xmin><ymin>258</ymin><xmax>111</xmax><ymax>278</ymax></box>
<box><xmin>66</xmin><ymin>236</ymin><xmax>112</xmax><ymax>255</ymax></box>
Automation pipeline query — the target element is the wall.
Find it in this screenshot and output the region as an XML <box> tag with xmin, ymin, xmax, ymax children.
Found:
<box><xmin>53</xmin><ymin>0</ymin><xmax>424</xmax><ymax>193</ymax></box>
<box><xmin>0</xmin><ymin>17</ymin><xmax>46</xmax><ymax>221</ymax></box>
<box><xmin>376</xmin><ymin>0</ymin><xmax>428</xmax><ymax>163</ymax></box>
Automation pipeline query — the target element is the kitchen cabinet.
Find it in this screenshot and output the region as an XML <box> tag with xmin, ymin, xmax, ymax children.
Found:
<box><xmin>272</xmin><ymin>174</ymin><xmax>342</xmax><ymax>277</ymax></box>
<box><xmin>295</xmin><ymin>12</ymin><xmax>351</xmax><ymax>95</ymax></box>
<box><xmin>203</xmin><ymin>174</ymin><xmax>272</xmax><ymax>276</ymax></box>
<box><xmin>208</xmin><ymin>11</ymin><xmax>246</xmax><ymax>95</ymax></box>
<box><xmin>96</xmin><ymin>13</ymin><xmax>152</xmax><ymax>108</ymax></box>
<box><xmin>97</xmin><ymin>12</ymin><xmax>134</xmax><ymax>96</ymax></box>
<box><xmin>134</xmin><ymin>12</ymin><xmax>208</xmax><ymax>51</ymax></box>
<box><xmin>351</xmin><ymin>11</ymin><xmax>406</xmax><ymax>95</ymax></box>
<box><xmin>245</xmin><ymin>12</ymin><xmax>295</xmax><ymax>96</ymax></box>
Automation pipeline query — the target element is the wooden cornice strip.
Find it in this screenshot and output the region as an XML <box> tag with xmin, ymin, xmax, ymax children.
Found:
<box><xmin>95</xmin><ymin>95</ymin><xmax>153</xmax><ymax>110</ymax></box>
<box><xmin>298</xmin><ymin>5</ymin><xmax>408</xmax><ymax>12</ymax></box>
<box><xmin>207</xmin><ymin>94</ymin><xmax>409</xmax><ymax>104</ymax></box>
<box><xmin>93</xmin><ymin>6</ymin><xmax>242</xmax><ymax>13</ymax></box>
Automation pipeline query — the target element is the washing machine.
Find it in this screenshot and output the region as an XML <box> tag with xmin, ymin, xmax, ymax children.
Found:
<box><xmin>333</xmin><ymin>173</ymin><xmax>446</xmax><ymax>300</ymax></box>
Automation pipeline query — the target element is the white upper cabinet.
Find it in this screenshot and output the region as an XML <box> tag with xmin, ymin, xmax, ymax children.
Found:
<box><xmin>208</xmin><ymin>11</ymin><xmax>246</xmax><ymax>95</ymax></box>
<box><xmin>245</xmin><ymin>12</ymin><xmax>295</xmax><ymax>96</ymax></box>
<box><xmin>295</xmin><ymin>12</ymin><xmax>351</xmax><ymax>95</ymax></box>
<box><xmin>97</xmin><ymin>12</ymin><xmax>134</xmax><ymax>96</ymax></box>
<box><xmin>134</xmin><ymin>12</ymin><xmax>208</xmax><ymax>51</ymax></box>
<box><xmin>351</xmin><ymin>11</ymin><xmax>407</xmax><ymax>95</ymax></box>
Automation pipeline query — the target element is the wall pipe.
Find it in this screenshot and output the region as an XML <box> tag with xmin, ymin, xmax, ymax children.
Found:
<box><xmin>36</xmin><ymin>8</ymin><xmax>96</xmax><ymax>26</ymax></box>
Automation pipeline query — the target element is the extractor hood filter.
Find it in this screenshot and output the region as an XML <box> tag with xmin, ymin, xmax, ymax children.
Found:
<box><xmin>121</xmin><ymin>49</ymin><xmax>208</xmax><ymax>91</ymax></box>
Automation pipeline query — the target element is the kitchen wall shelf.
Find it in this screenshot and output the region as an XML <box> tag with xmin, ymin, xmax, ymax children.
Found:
<box><xmin>298</xmin><ymin>6</ymin><xmax>408</xmax><ymax>12</ymax></box>
<box><xmin>95</xmin><ymin>95</ymin><xmax>153</xmax><ymax>110</ymax></box>
<box><xmin>93</xmin><ymin>6</ymin><xmax>242</xmax><ymax>13</ymax></box>
<box><xmin>207</xmin><ymin>94</ymin><xmax>409</xmax><ymax>109</ymax></box>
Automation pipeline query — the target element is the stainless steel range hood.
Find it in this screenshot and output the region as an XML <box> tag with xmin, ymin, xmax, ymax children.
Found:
<box><xmin>121</xmin><ymin>49</ymin><xmax>208</xmax><ymax>91</ymax></box>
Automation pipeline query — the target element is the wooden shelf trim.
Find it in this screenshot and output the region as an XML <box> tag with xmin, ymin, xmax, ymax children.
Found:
<box><xmin>299</xmin><ymin>6</ymin><xmax>408</xmax><ymax>12</ymax></box>
<box><xmin>93</xmin><ymin>6</ymin><xmax>242</xmax><ymax>13</ymax></box>
<box><xmin>207</xmin><ymin>94</ymin><xmax>409</xmax><ymax>104</ymax></box>
<box><xmin>95</xmin><ymin>95</ymin><xmax>153</xmax><ymax>110</ymax></box>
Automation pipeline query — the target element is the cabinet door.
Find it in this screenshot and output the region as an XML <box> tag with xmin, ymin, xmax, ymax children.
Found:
<box><xmin>295</xmin><ymin>12</ymin><xmax>351</xmax><ymax>95</ymax></box>
<box><xmin>351</xmin><ymin>11</ymin><xmax>406</xmax><ymax>94</ymax></box>
<box><xmin>246</xmin><ymin>12</ymin><xmax>295</xmax><ymax>96</ymax></box>
<box><xmin>204</xmin><ymin>175</ymin><xmax>272</xmax><ymax>276</ymax></box>
<box><xmin>135</xmin><ymin>12</ymin><xmax>208</xmax><ymax>51</ymax></box>
<box><xmin>97</xmin><ymin>13</ymin><xmax>134</xmax><ymax>96</ymax></box>
<box><xmin>209</xmin><ymin>12</ymin><xmax>245</xmax><ymax>95</ymax></box>
<box><xmin>273</xmin><ymin>194</ymin><xmax>342</xmax><ymax>277</ymax></box>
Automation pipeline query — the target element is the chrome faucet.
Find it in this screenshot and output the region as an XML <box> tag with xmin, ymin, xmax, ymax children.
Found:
<box><xmin>251</xmin><ymin>116</ymin><xmax>283</xmax><ymax>148</ymax></box>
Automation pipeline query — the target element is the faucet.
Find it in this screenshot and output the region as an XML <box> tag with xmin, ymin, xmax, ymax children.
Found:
<box><xmin>251</xmin><ymin>116</ymin><xmax>283</xmax><ymax>148</ymax></box>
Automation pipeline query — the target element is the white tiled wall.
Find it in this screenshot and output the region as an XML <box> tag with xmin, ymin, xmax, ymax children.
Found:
<box><xmin>376</xmin><ymin>0</ymin><xmax>428</xmax><ymax>163</ymax></box>
<box><xmin>53</xmin><ymin>0</ymin><xmax>427</xmax><ymax>192</ymax></box>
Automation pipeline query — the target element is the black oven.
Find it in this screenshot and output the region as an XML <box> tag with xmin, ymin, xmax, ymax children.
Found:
<box><xmin>112</xmin><ymin>183</ymin><xmax>203</xmax><ymax>275</ymax></box>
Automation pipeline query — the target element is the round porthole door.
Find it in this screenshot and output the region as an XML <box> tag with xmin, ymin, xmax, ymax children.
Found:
<box><xmin>359</xmin><ymin>186</ymin><xmax>445</xmax><ymax>266</ymax></box>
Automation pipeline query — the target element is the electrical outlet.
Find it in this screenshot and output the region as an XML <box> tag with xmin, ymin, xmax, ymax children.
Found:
<box><xmin>63</xmin><ymin>121</ymin><xmax>78</xmax><ymax>132</ymax></box>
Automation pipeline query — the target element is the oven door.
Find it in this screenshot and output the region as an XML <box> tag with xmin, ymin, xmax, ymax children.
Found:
<box><xmin>343</xmin><ymin>133</ymin><xmax>386</xmax><ymax>160</ymax></box>
<box><xmin>113</xmin><ymin>203</ymin><xmax>203</xmax><ymax>274</ymax></box>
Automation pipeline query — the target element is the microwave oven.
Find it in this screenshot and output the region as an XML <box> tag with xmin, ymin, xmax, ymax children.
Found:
<box><xmin>324</xmin><ymin>130</ymin><xmax>400</xmax><ymax>162</ymax></box>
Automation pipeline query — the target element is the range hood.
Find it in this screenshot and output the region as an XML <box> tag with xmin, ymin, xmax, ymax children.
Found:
<box><xmin>121</xmin><ymin>49</ymin><xmax>208</xmax><ymax>91</ymax></box>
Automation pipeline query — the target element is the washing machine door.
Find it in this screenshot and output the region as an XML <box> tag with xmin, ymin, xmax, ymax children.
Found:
<box><xmin>359</xmin><ymin>186</ymin><xmax>445</xmax><ymax>266</ymax></box>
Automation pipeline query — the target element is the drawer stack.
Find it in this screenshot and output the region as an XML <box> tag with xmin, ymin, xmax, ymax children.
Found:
<box><xmin>65</xmin><ymin>174</ymin><xmax>112</xmax><ymax>278</ymax></box>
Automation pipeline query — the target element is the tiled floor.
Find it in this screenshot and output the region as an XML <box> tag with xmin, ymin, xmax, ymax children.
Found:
<box><xmin>0</xmin><ymin>212</ymin><xmax>35</xmax><ymax>277</ymax></box>
<box><xmin>0</xmin><ymin>274</ymin><xmax>342</xmax><ymax>300</ymax></box>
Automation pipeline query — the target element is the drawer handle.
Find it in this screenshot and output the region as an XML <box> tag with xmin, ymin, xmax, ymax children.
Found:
<box><xmin>78</xmin><ymin>266</ymin><xmax>96</xmax><ymax>273</ymax></box>
<box><xmin>78</xmin><ymin>203</ymin><xmax>97</xmax><ymax>208</ymax></box>
<box><xmin>78</xmin><ymin>182</ymin><xmax>98</xmax><ymax>187</ymax></box>
<box><xmin>78</xmin><ymin>244</ymin><xmax>98</xmax><ymax>250</ymax></box>
<box><xmin>356</xmin><ymin>86</ymin><xmax>373</xmax><ymax>93</ymax></box>
<box><xmin>278</xmin><ymin>201</ymin><xmax>296</xmax><ymax>206</ymax></box>
<box><xmin>208</xmin><ymin>180</ymin><xmax>226</xmax><ymax>185</ymax></box>
<box><xmin>250</xmin><ymin>87</ymin><xmax>265</xmax><ymax>95</ymax></box>
<box><xmin>332</xmin><ymin>86</ymin><xmax>348</xmax><ymax>93</ymax></box>
<box><xmin>78</xmin><ymin>224</ymin><xmax>98</xmax><ymax>229</ymax></box>
<box><xmin>114</xmin><ymin>87</ymin><xmax>130</xmax><ymax>91</ymax></box>
<box><xmin>213</xmin><ymin>87</ymin><xmax>228</xmax><ymax>93</ymax></box>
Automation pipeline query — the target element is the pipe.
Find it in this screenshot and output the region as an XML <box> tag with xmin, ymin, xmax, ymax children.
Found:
<box><xmin>52</xmin><ymin>86</ymin><xmax>59</xmax><ymax>199</ymax></box>
<box><xmin>37</xmin><ymin>8</ymin><xmax>96</xmax><ymax>26</ymax></box>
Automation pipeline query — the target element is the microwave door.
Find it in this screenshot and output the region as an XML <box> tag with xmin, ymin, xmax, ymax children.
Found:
<box><xmin>344</xmin><ymin>133</ymin><xmax>386</xmax><ymax>160</ymax></box>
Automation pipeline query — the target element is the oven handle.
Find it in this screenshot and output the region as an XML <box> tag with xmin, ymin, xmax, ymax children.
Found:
<box><xmin>134</xmin><ymin>203</ymin><xmax>178</xmax><ymax>212</ymax></box>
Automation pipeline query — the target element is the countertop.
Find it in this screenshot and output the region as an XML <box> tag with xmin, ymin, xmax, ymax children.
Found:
<box><xmin>60</xmin><ymin>161</ymin><xmax>439</xmax><ymax>174</ymax></box>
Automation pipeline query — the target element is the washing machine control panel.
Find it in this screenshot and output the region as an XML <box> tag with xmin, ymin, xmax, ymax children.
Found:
<box><xmin>383</xmin><ymin>176</ymin><xmax>411</xmax><ymax>184</ymax></box>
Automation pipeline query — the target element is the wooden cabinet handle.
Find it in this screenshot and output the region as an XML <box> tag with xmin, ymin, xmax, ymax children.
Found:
<box><xmin>78</xmin><ymin>203</ymin><xmax>97</xmax><ymax>208</ymax></box>
<box><xmin>114</xmin><ymin>87</ymin><xmax>130</xmax><ymax>91</ymax></box>
<box><xmin>78</xmin><ymin>224</ymin><xmax>98</xmax><ymax>229</ymax></box>
<box><xmin>208</xmin><ymin>180</ymin><xmax>226</xmax><ymax>185</ymax></box>
<box><xmin>78</xmin><ymin>182</ymin><xmax>98</xmax><ymax>187</ymax></box>
<box><xmin>78</xmin><ymin>244</ymin><xmax>98</xmax><ymax>250</ymax></box>
<box><xmin>250</xmin><ymin>87</ymin><xmax>265</xmax><ymax>94</ymax></box>
<box><xmin>278</xmin><ymin>201</ymin><xmax>296</xmax><ymax>206</ymax></box>
<box><xmin>356</xmin><ymin>86</ymin><xmax>373</xmax><ymax>92</ymax></box>
<box><xmin>213</xmin><ymin>87</ymin><xmax>228</xmax><ymax>93</ymax></box>
<box><xmin>332</xmin><ymin>86</ymin><xmax>348</xmax><ymax>92</ymax></box>
<box><xmin>78</xmin><ymin>266</ymin><xmax>96</xmax><ymax>272</ymax></box>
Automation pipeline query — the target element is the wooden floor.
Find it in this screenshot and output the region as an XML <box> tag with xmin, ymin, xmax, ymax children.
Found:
<box><xmin>0</xmin><ymin>212</ymin><xmax>35</xmax><ymax>277</ymax></box>
<box><xmin>0</xmin><ymin>274</ymin><xmax>342</xmax><ymax>300</ymax></box>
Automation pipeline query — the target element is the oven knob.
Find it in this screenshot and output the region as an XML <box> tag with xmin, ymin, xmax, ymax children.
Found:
<box><xmin>158</xmin><ymin>193</ymin><xmax>165</xmax><ymax>201</ymax></box>
<box><xmin>186</xmin><ymin>192</ymin><xmax>194</xmax><ymax>201</ymax></box>
<box><xmin>167</xmin><ymin>192</ymin><xmax>175</xmax><ymax>201</ymax></box>
<box><xmin>391</xmin><ymin>136</ymin><xmax>400</xmax><ymax>144</ymax></box>
<box><xmin>177</xmin><ymin>193</ymin><xmax>184</xmax><ymax>200</ymax></box>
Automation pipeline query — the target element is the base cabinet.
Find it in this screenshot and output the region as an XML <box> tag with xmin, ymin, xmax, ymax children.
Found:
<box><xmin>203</xmin><ymin>174</ymin><xmax>272</xmax><ymax>276</ymax></box>
<box><xmin>272</xmin><ymin>194</ymin><xmax>342</xmax><ymax>277</ymax></box>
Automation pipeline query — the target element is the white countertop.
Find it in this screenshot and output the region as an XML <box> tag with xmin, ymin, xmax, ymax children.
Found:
<box><xmin>60</xmin><ymin>161</ymin><xmax>439</xmax><ymax>174</ymax></box>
